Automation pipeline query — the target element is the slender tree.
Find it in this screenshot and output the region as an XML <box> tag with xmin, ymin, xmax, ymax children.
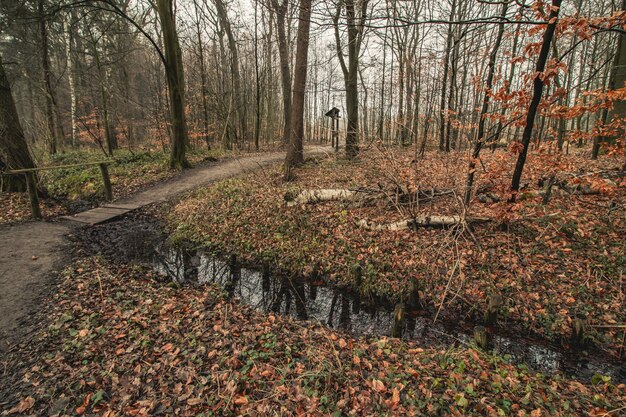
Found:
<box><xmin>333</xmin><ymin>0</ymin><xmax>369</xmax><ymax>159</ymax></box>
<box><xmin>510</xmin><ymin>0</ymin><xmax>562</xmax><ymax>194</ymax></box>
<box><xmin>270</xmin><ymin>0</ymin><xmax>292</xmax><ymax>145</ymax></box>
<box><xmin>464</xmin><ymin>1</ymin><xmax>508</xmax><ymax>205</ymax></box>
<box><xmin>592</xmin><ymin>0</ymin><xmax>626</xmax><ymax>159</ymax></box>
<box><xmin>156</xmin><ymin>0</ymin><xmax>190</xmax><ymax>169</ymax></box>
<box><xmin>284</xmin><ymin>0</ymin><xmax>312</xmax><ymax>173</ymax></box>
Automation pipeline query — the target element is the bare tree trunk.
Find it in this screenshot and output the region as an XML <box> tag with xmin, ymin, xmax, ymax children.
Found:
<box><xmin>333</xmin><ymin>0</ymin><xmax>368</xmax><ymax>159</ymax></box>
<box><xmin>193</xmin><ymin>0</ymin><xmax>211</xmax><ymax>150</ymax></box>
<box><xmin>0</xmin><ymin>55</ymin><xmax>37</xmax><ymax>191</ymax></box>
<box><xmin>511</xmin><ymin>0</ymin><xmax>562</xmax><ymax>194</ymax></box>
<box><xmin>284</xmin><ymin>0</ymin><xmax>312</xmax><ymax>174</ymax></box>
<box><xmin>156</xmin><ymin>0</ymin><xmax>190</xmax><ymax>169</ymax></box>
<box><xmin>39</xmin><ymin>0</ymin><xmax>57</xmax><ymax>154</ymax></box>
<box><xmin>438</xmin><ymin>0</ymin><xmax>456</xmax><ymax>151</ymax></box>
<box><xmin>270</xmin><ymin>0</ymin><xmax>291</xmax><ymax>145</ymax></box>
<box><xmin>214</xmin><ymin>0</ymin><xmax>245</xmax><ymax>146</ymax></box>
<box><xmin>254</xmin><ymin>0</ymin><xmax>261</xmax><ymax>151</ymax></box>
<box><xmin>592</xmin><ymin>0</ymin><xmax>626</xmax><ymax>159</ymax></box>
<box><xmin>464</xmin><ymin>1</ymin><xmax>508</xmax><ymax>205</ymax></box>
<box><xmin>64</xmin><ymin>15</ymin><xmax>78</xmax><ymax>148</ymax></box>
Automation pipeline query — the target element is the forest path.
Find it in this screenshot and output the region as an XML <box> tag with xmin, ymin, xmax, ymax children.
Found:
<box><xmin>0</xmin><ymin>146</ymin><xmax>331</xmax><ymax>350</ymax></box>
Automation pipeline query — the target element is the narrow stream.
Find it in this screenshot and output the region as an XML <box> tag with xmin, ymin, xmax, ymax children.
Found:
<box><xmin>152</xmin><ymin>245</ymin><xmax>625</xmax><ymax>383</ymax></box>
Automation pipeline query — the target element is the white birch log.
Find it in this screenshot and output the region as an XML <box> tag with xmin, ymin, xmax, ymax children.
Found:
<box><xmin>357</xmin><ymin>215</ymin><xmax>490</xmax><ymax>231</ymax></box>
<box><xmin>285</xmin><ymin>189</ymin><xmax>366</xmax><ymax>206</ymax></box>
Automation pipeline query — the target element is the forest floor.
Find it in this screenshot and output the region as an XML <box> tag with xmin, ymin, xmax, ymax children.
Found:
<box><xmin>167</xmin><ymin>145</ymin><xmax>626</xmax><ymax>359</ymax></box>
<box><xmin>1</xmin><ymin>145</ymin><xmax>625</xmax><ymax>416</ymax></box>
<box><xmin>1</xmin><ymin>251</ymin><xmax>624</xmax><ymax>416</ymax></box>
<box><xmin>0</xmin><ymin>147</ymin><xmax>228</xmax><ymax>224</ymax></box>
<box><xmin>0</xmin><ymin>147</ymin><xmax>329</xmax><ymax>351</ymax></box>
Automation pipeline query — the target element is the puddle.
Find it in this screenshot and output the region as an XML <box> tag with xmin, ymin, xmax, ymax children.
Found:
<box><xmin>152</xmin><ymin>245</ymin><xmax>625</xmax><ymax>383</ymax></box>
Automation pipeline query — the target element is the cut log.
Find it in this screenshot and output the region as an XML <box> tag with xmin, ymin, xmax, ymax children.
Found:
<box><xmin>285</xmin><ymin>187</ymin><xmax>455</xmax><ymax>207</ymax></box>
<box><xmin>357</xmin><ymin>215</ymin><xmax>490</xmax><ymax>231</ymax></box>
<box><xmin>285</xmin><ymin>189</ymin><xmax>363</xmax><ymax>207</ymax></box>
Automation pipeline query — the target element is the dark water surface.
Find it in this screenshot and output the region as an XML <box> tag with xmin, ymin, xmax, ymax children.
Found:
<box><xmin>152</xmin><ymin>245</ymin><xmax>625</xmax><ymax>383</ymax></box>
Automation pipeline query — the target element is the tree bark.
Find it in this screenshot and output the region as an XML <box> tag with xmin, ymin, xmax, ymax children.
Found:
<box><xmin>464</xmin><ymin>1</ymin><xmax>508</xmax><ymax>205</ymax></box>
<box><xmin>284</xmin><ymin>0</ymin><xmax>312</xmax><ymax>173</ymax></box>
<box><xmin>193</xmin><ymin>0</ymin><xmax>211</xmax><ymax>150</ymax></box>
<box><xmin>0</xmin><ymin>55</ymin><xmax>37</xmax><ymax>191</ymax></box>
<box><xmin>156</xmin><ymin>0</ymin><xmax>190</xmax><ymax>170</ymax></box>
<box><xmin>214</xmin><ymin>0</ymin><xmax>245</xmax><ymax>146</ymax></box>
<box><xmin>64</xmin><ymin>15</ymin><xmax>78</xmax><ymax>148</ymax></box>
<box><xmin>39</xmin><ymin>0</ymin><xmax>57</xmax><ymax>155</ymax></box>
<box><xmin>438</xmin><ymin>0</ymin><xmax>456</xmax><ymax>151</ymax></box>
<box><xmin>510</xmin><ymin>0</ymin><xmax>562</xmax><ymax>194</ymax></box>
<box><xmin>592</xmin><ymin>0</ymin><xmax>626</xmax><ymax>159</ymax></box>
<box><xmin>334</xmin><ymin>0</ymin><xmax>368</xmax><ymax>159</ymax></box>
<box><xmin>270</xmin><ymin>0</ymin><xmax>291</xmax><ymax>145</ymax></box>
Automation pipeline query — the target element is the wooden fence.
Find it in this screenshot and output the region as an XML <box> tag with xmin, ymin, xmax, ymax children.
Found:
<box><xmin>2</xmin><ymin>161</ymin><xmax>114</xmax><ymax>219</ymax></box>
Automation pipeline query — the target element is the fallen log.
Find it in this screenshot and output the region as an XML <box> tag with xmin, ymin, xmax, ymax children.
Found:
<box><xmin>285</xmin><ymin>187</ymin><xmax>455</xmax><ymax>207</ymax></box>
<box><xmin>285</xmin><ymin>189</ymin><xmax>367</xmax><ymax>207</ymax></box>
<box><xmin>357</xmin><ymin>215</ymin><xmax>491</xmax><ymax>231</ymax></box>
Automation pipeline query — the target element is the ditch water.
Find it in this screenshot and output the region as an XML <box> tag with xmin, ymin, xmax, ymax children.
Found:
<box><xmin>151</xmin><ymin>244</ymin><xmax>626</xmax><ymax>383</ymax></box>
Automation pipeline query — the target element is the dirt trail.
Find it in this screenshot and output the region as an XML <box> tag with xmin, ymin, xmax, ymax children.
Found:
<box><xmin>0</xmin><ymin>147</ymin><xmax>330</xmax><ymax>350</ymax></box>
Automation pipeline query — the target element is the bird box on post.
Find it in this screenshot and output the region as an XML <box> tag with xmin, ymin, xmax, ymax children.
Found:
<box><xmin>325</xmin><ymin>107</ymin><xmax>340</xmax><ymax>152</ymax></box>
<box><xmin>325</xmin><ymin>107</ymin><xmax>340</xmax><ymax>119</ymax></box>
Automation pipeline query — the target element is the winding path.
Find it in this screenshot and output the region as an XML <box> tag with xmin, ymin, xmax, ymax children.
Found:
<box><xmin>0</xmin><ymin>147</ymin><xmax>330</xmax><ymax>350</ymax></box>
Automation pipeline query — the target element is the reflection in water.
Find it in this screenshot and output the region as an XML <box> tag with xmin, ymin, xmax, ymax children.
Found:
<box><xmin>152</xmin><ymin>246</ymin><xmax>625</xmax><ymax>383</ymax></box>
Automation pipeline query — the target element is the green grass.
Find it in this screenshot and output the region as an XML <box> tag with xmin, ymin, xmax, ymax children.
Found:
<box><xmin>37</xmin><ymin>148</ymin><xmax>224</xmax><ymax>201</ymax></box>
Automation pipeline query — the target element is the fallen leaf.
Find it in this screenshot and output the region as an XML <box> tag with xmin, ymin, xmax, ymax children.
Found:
<box><xmin>234</xmin><ymin>395</ymin><xmax>249</xmax><ymax>405</ymax></box>
<box><xmin>372</xmin><ymin>379</ymin><xmax>385</xmax><ymax>392</ymax></box>
<box><xmin>7</xmin><ymin>396</ymin><xmax>35</xmax><ymax>414</ymax></box>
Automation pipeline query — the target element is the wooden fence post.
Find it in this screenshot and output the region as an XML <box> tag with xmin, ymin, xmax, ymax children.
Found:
<box><xmin>25</xmin><ymin>172</ymin><xmax>41</xmax><ymax>219</ymax></box>
<box><xmin>392</xmin><ymin>303</ymin><xmax>406</xmax><ymax>338</ymax></box>
<box><xmin>99</xmin><ymin>163</ymin><xmax>113</xmax><ymax>201</ymax></box>
<box><xmin>474</xmin><ymin>325</ymin><xmax>488</xmax><ymax>349</ymax></box>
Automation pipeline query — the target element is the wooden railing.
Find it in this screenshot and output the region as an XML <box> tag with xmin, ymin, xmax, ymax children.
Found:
<box><xmin>2</xmin><ymin>160</ymin><xmax>114</xmax><ymax>219</ymax></box>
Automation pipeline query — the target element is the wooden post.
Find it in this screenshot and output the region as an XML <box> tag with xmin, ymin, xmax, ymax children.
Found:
<box><xmin>352</xmin><ymin>263</ymin><xmax>362</xmax><ymax>314</ymax></box>
<box><xmin>99</xmin><ymin>163</ymin><xmax>113</xmax><ymax>201</ymax></box>
<box><xmin>474</xmin><ymin>325</ymin><xmax>488</xmax><ymax>349</ymax></box>
<box><xmin>407</xmin><ymin>278</ymin><xmax>420</xmax><ymax>310</ymax></box>
<box><xmin>484</xmin><ymin>294</ymin><xmax>503</xmax><ymax>325</ymax></box>
<box><xmin>352</xmin><ymin>263</ymin><xmax>363</xmax><ymax>288</ymax></box>
<box><xmin>333</xmin><ymin>119</ymin><xmax>339</xmax><ymax>152</ymax></box>
<box><xmin>541</xmin><ymin>173</ymin><xmax>556</xmax><ymax>205</ymax></box>
<box><xmin>392</xmin><ymin>303</ymin><xmax>406</xmax><ymax>338</ymax></box>
<box><xmin>571</xmin><ymin>313</ymin><xmax>586</xmax><ymax>347</ymax></box>
<box><xmin>25</xmin><ymin>172</ymin><xmax>41</xmax><ymax>219</ymax></box>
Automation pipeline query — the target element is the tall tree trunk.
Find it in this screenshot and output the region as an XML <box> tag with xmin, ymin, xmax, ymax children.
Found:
<box><xmin>39</xmin><ymin>0</ymin><xmax>57</xmax><ymax>155</ymax></box>
<box><xmin>271</xmin><ymin>0</ymin><xmax>291</xmax><ymax>145</ymax></box>
<box><xmin>254</xmin><ymin>0</ymin><xmax>261</xmax><ymax>150</ymax></box>
<box><xmin>592</xmin><ymin>0</ymin><xmax>626</xmax><ymax>159</ymax></box>
<box><xmin>284</xmin><ymin>0</ymin><xmax>312</xmax><ymax>173</ymax></box>
<box><xmin>377</xmin><ymin>26</ymin><xmax>388</xmax><ymax>141</ymax></box>
<box><xmin>156</xmin><ymin>0</ymin><xmax>190</xmax><ymax>169</ymax></box>
<box><xmin>0</xmin><ymin>55</ymin><xmax>37</xmax><ymax>191</ymax></box>
<box><xmin>333</xmin><ymin>0</ymin><xmax>368</xmax><ymax>159</ymax></box>
<box><xmin>214</xmin><ymin>0</ymin><xmax>245</xmax><ymax>146</ymax></box>
<box><xmin>438</xmin><ymin>0</ymin><xmax>456</xmax><ymax>151</ymax></box>
<box><xmin>493</xmin><ymin>23</ymin><xmax>520</xmax><ymax>149</ymax></box>
<box><xmin>464</xmin><ymin>1</ymin><xmax>508</xmax><ymax>205</ymax></box>
<box><xmin>193</xmin><ymin>0</ymin><xmax>211</xmax><ymax>150</ymax></box>
<box><xmin>92</xmin><ymin>39</ymin><xmax>115</xmax><ymax>156</ymax></box>
<box><xmin>64</xmin><ymin>15</ymin><xmax>78</xmax><ymax>148</ymax></box>
<box><xmin>511</xmin><ymin>0</ymin><xmax>562</xmax><ymax>194</ymax></box>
